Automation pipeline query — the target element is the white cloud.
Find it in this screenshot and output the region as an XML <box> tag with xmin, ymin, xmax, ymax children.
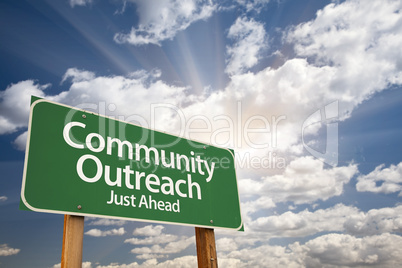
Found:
<box><xmin>1</xmin><ymin>0</ymin><xmax>401</xmax><ymax>165</ymax></box>
<box><xmin>344</xmin><ymin>205</ymin><xmax>402</xmax><ymax>236</ymax></box>
<box><xmin>236</xmin><ymin>0</ymin><xmax>270</xmax><ymax>13</ymax></box>
<box><xmin>83</xmin><ymin>232</ymin><xmax>402</xmax><ymax>267</ymax></box>
<box><xmin>126</xmin><ymin>225</ymin><xmax>194</xmax><ymax>260</ymax></box>
<box><xmin>0</xmin><ymin>68</ymin><xmax>188</xmax><ymax>150</ymax></box>
<box><xmin>130</xmin><ymin>236</ymin><xmax>194</xmax><ymax>259</ymax></box>
<box><xmin>136</xmin><ymin>254</ymin><xmax>167</xmax><ymax>260</ymax></box>
<box><xmin>85</xmin><ymin>227</ymin><xmax>125</xmax><ymax>237</ymax></box>
<box><xmin>301</xmin><ymin>233</ymin><xmax>402</xmax><ymax>267</ymax></box>
<box><xmin>0</xmin><ymin>80</ymin><xmax>47</xmax><ymax>135</ymax></box>
<box><xmin>0</xmin><ymin>244</ymin><xmax>20</xmax><ymax>256</ymax></box>
<box><xmin>166</xmin><ymin>57</ymin><xmax>341</xmax><ymax>158</ymax></box>
<box><xmin>69</xmin><ymin>0</ymin><xmax>92</xmax><ymax>8</ymax></box>
<box><xmin>114</xmin><ymin>0</ymin><xmax>216</xmax><ymax>46</ymax></box>
<box><xmin>83</xmin><ymin>262</ymin><xmax>93</xmax><ymax>268</ymax></box>
<box><xmin>286</xmin><ymin>0</ymin><xmax>402</xmax><ymax>115</ymax></box>
<box><xmin>224</xmin><ymin>204</ymin><xmax>402</xmax><ymax>253</ymax></box>
<box><xmin>86</xmin><ymin>218</ymin><xmax>126</xmax><ymax>226</ymax></box>
<box><xmin>149</xmin><ymin>256</ymin><xmax>197</xmax><ymax>268</ymax></box>
<box><xmin>53</xmin><ymin>261</ymin><xmax>92</xmax><ymax>268</ymax></box>
<box><xmin>216</xmin><ymin>237</ymin><xmax>238</xmax><ymax>252</ymax></box>
<box><xmin>240</xmin><ymin>156</ymin><xmax>358</xmax><ymax>205</ymax></box>
<box><xmin>51</xmin><ymin>68</ymin><xmax>186</xmax><ymax>115</ymax></box>
<box><xmin>249</xmin><ymin>203</ymin><xmax>359</xmax><ymax>237</ymax></box>
<box><xmin>225</xmin><ymin>17</ymin><xmax>267</xmax><ymax>75</ymax></box>
<box><xmin>356</xmin><ymin>162</ymin><xmax>402</xmax><ymax>195</ymax></box>
<box><xmin>132</xmin><ymin>225</ymin><xmax>165</xmax><ymax>236</ymax></box>
<box><xmin>61</xmin><ymin>68</ymin><xmax>95</xmax><ymax>84</ymax></box>
<box><xmin>242</xmin><ymin>195</ymin><xmax>276</xmax><ymax>215</ymax></box>
<box><xmin>221</xmin><ymin>233</ymin><xmax>402</xmax><ymax>268</ymax></box>
<box><xmin>95</xmin><ymin>256</ymin><xmax>196</xmax><ymax>268</ymax></box>
<box><xmin>0</xmin><ymin>196</ymin><xmax>7</xmax><ymax>202</ymax></box>
<box><xmin>125</xmin><ymin>234</ymin><xmax>178</xmax><ymax>245</ymax></box>
<box><xmin>0</xmin><ymin>65</ymin><xmax>359</xmax><ymax>206</ymax></box>
<box><xmin>216</xmin><ymin>204</ymin><xmax>402</xmax><ymax>258</ymax></box>
<box><xmin>13</xmin><ymin>131</ymin><xmax>28</xmax><ymax>151</ymax></box>
<box><xmin>5</xmin><ymin>0</ymin><xmax>402</xmax><ymax>159</ymax></box>
<box><xmin>222</xmin><ymin>244</ymin><xmax>303</xmax><ymax>267</ymax></box>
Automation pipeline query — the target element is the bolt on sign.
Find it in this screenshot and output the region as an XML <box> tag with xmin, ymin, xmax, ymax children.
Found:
<box><xmin>20</xmin><ymin>97</ymin><xmax>243</xmax><ymax>231</ymax></box>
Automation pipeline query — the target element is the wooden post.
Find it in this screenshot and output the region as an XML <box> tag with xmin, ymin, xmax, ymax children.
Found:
<box><xmin>195</xmin><ymin>227</ymin><xmax>218</xmax><ymax>268</ymax></box>
<box><xmin>61</xmin><ymin>215</ymin><xmax>85</xmax><ymax>268</ymax></box>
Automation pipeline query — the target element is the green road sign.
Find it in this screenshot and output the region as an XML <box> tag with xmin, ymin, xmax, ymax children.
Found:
<box><xmin>21</xmin><ymin>98</ymin><xmax>243</xmax><ymax>230</ymax></box>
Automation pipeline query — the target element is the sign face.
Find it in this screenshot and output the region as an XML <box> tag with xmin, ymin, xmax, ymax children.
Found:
<box><xmin>21</xmin><ymin>98</ymin><xmax>243</xmax><ymax>230</ymax></box>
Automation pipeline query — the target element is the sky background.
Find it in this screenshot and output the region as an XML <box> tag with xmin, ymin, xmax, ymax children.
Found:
<box><xmin>1</xmin><ymin>0</ymin><xmax>402</xmax><ymax>267</ymax></box>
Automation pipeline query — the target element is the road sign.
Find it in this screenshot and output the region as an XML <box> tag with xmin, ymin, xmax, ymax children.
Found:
<box><xmin>21</xmin><ymin>98</ymin><xmax>243</xmax><ymax>230</ymax></box>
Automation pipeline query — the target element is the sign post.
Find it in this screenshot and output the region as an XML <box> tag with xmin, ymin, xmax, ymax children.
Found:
<box><xmin>21</xmin><ymin>97</ymin><xmax>243</xmax><ymax>265</ymax></box>
<box><xmin>61</xmin><ymin>215</ymin><xmax>84</xmax><ymax>268</ymax></box>
<box><xmin>195</xmin><ymin>227</ymin><xmax>218</xmax><ymax>268</ymax></box>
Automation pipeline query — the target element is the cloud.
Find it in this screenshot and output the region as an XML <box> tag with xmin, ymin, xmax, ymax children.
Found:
<box><xmin>114</xmin><ymin>0</ymin><xmax>216</xmax><ymax>46</ymax></box>
<box><xmin>235</xmin><ymin>0</ymin><xmax>270</xmax><ymax>13</ymax></box>
<box><xmin>344</xmin><ymin>205</ymin><xmax>402</xmax><ymax>236</ymax></box>
<box><xmin>147</xmin><ymin>256</ymin><xmax>196</xmax><ymax>268</ymax></box>
<box><xmin>95</xmin><ymin>256</ymin><xmax>196</xmax><ymax>268</ymax></box>
<box><xmin>0</xmin><ymin>196</ymin><xmax>7</xmax><ymax>202</ymax></box>
<box><xmin>240</xmin><ymin>156</ymin><xmax>358</xmax><ymax>205</ymax></box>
<box><xmin>0</xmin><ymin>80</ymin><xmax>47</xmax><ymax>135</ymax></box>
<box><xmin>68</xmin><ymin>232</ymin><xmax>402</xmax><ymax>267</ymax></box>
<box><xmin>220</xmin><ymin>232</ymin><xmax>402</xmax><ymax>268</ymax></box>
<box><xmin>301</xmin><ymin>233</ymin><xmax>402</xmax><ymax>267</ymax></box>
<box><xmin>0</xmin><ymin>64</ymin><xmax>359</xmax><ymax>210</ymax></box>
<box><xmin>223</xmin><ymin>204</ymin><xmax>402</xmax><ymax>253</ymax></box>
<box><xmin>125</xmin><ymin>225</ymin><xmax>194</xmax><ymax>260</ymax></box>
<box><xmin>248</xmin><ymin>204</ymin><xmax>402</xmax><ymax>238</ymax></box>
<box><xmin>241</xmin><ymin>195</ymin><xmax>276</xmax><ymax>218</ymax></box>
<box><xmin>136</xmin><ymin>254</ymin><xmax>168</xmax><ymax>260</ymax></box>
<box><xmin>53</xmin><ymin>262</ymin><xmax>92</xmax><ymax>268</ymax></box>
<box><xmin>221</xmin><ymin>243</ymin><xmax>303</xmax><ymax>267</ymax></box>
<box><xmin>249</xmin><ymin>203</ymin><xmax>359</xmax><ymax>237</ymax></box>
<box><xmin>286</xmin><ymin>0</ymin><xmax>402</xmax><ymax>115</ymax></box>
<box><xmin>356</xmin><ymin>162</ymin><xmax>402</xmax><ymax>195</ymax></box>
<box><xmin>51</xmin><ymin>68</ymin><xmax>186</xmax><ymax>114</ymax></box>
<box><xmin>61</xmin><ymin>68</ymin><xmax>96</xmax><ymax>84</ymax></box>
<box><xmin>4</xmin><ymin>0</ymin><xmax>402</xmax><ymax>159</ymax></box>
<box><xmin>86</xmin><ymin>218</ymin><xmax>126</xmax><ymax>226</ymax></box>
<box><xmin>1</xmin><ymin>0</ymin><xmax>401</xmax><ymax>161</ymax></box>
<box><xmin>85</xmin><ymin>227</ymin><xmax>125</xmax><ymax>237</ymax></box>
<box><xmin>132</xmin><ymin>225</ymin><xmax>165</xmax><ymax>236</ymax></box>
<box><xmin>69</xmin><ymin>0</ymin><xmax>92</xmax><ymax>8</ymax></box>
<box><xmin>216</xmin><ymin>237</ymin><xmax>238</xmax><ymax>252</ymax></box>
<box><xmin>0</xmin><ymin>244</ymin><xmax>20</xmax><ymax>256</ymax></box>
<box><xmin>0</xmin><ymin>68</ymin><xmax>187</xmax><ymax>150</ymax></box>
<box><xmin>130</xmin><ymin>236</ymin><xmax>194</xmax><ymax>259</ymax></box>
<box><xmin>13</xmin><ymin>131</ymin><xmax>28</xmax><ymax>151</ymax></box>
<box><xmin>125</xmin><ymin>234</ymin><xmax>178</xmax><ymax>245</ymax></box>
<box><xmin>225</xmin><ymin>17</ymin><xmax>267</xmax><ymax>75</ymax></box>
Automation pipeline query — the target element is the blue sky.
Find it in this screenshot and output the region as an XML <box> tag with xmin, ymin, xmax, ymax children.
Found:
<box><xmin>1</xmin><ymin>0</ymin><xmax>402</xmax><ymax>267</ymax></box>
